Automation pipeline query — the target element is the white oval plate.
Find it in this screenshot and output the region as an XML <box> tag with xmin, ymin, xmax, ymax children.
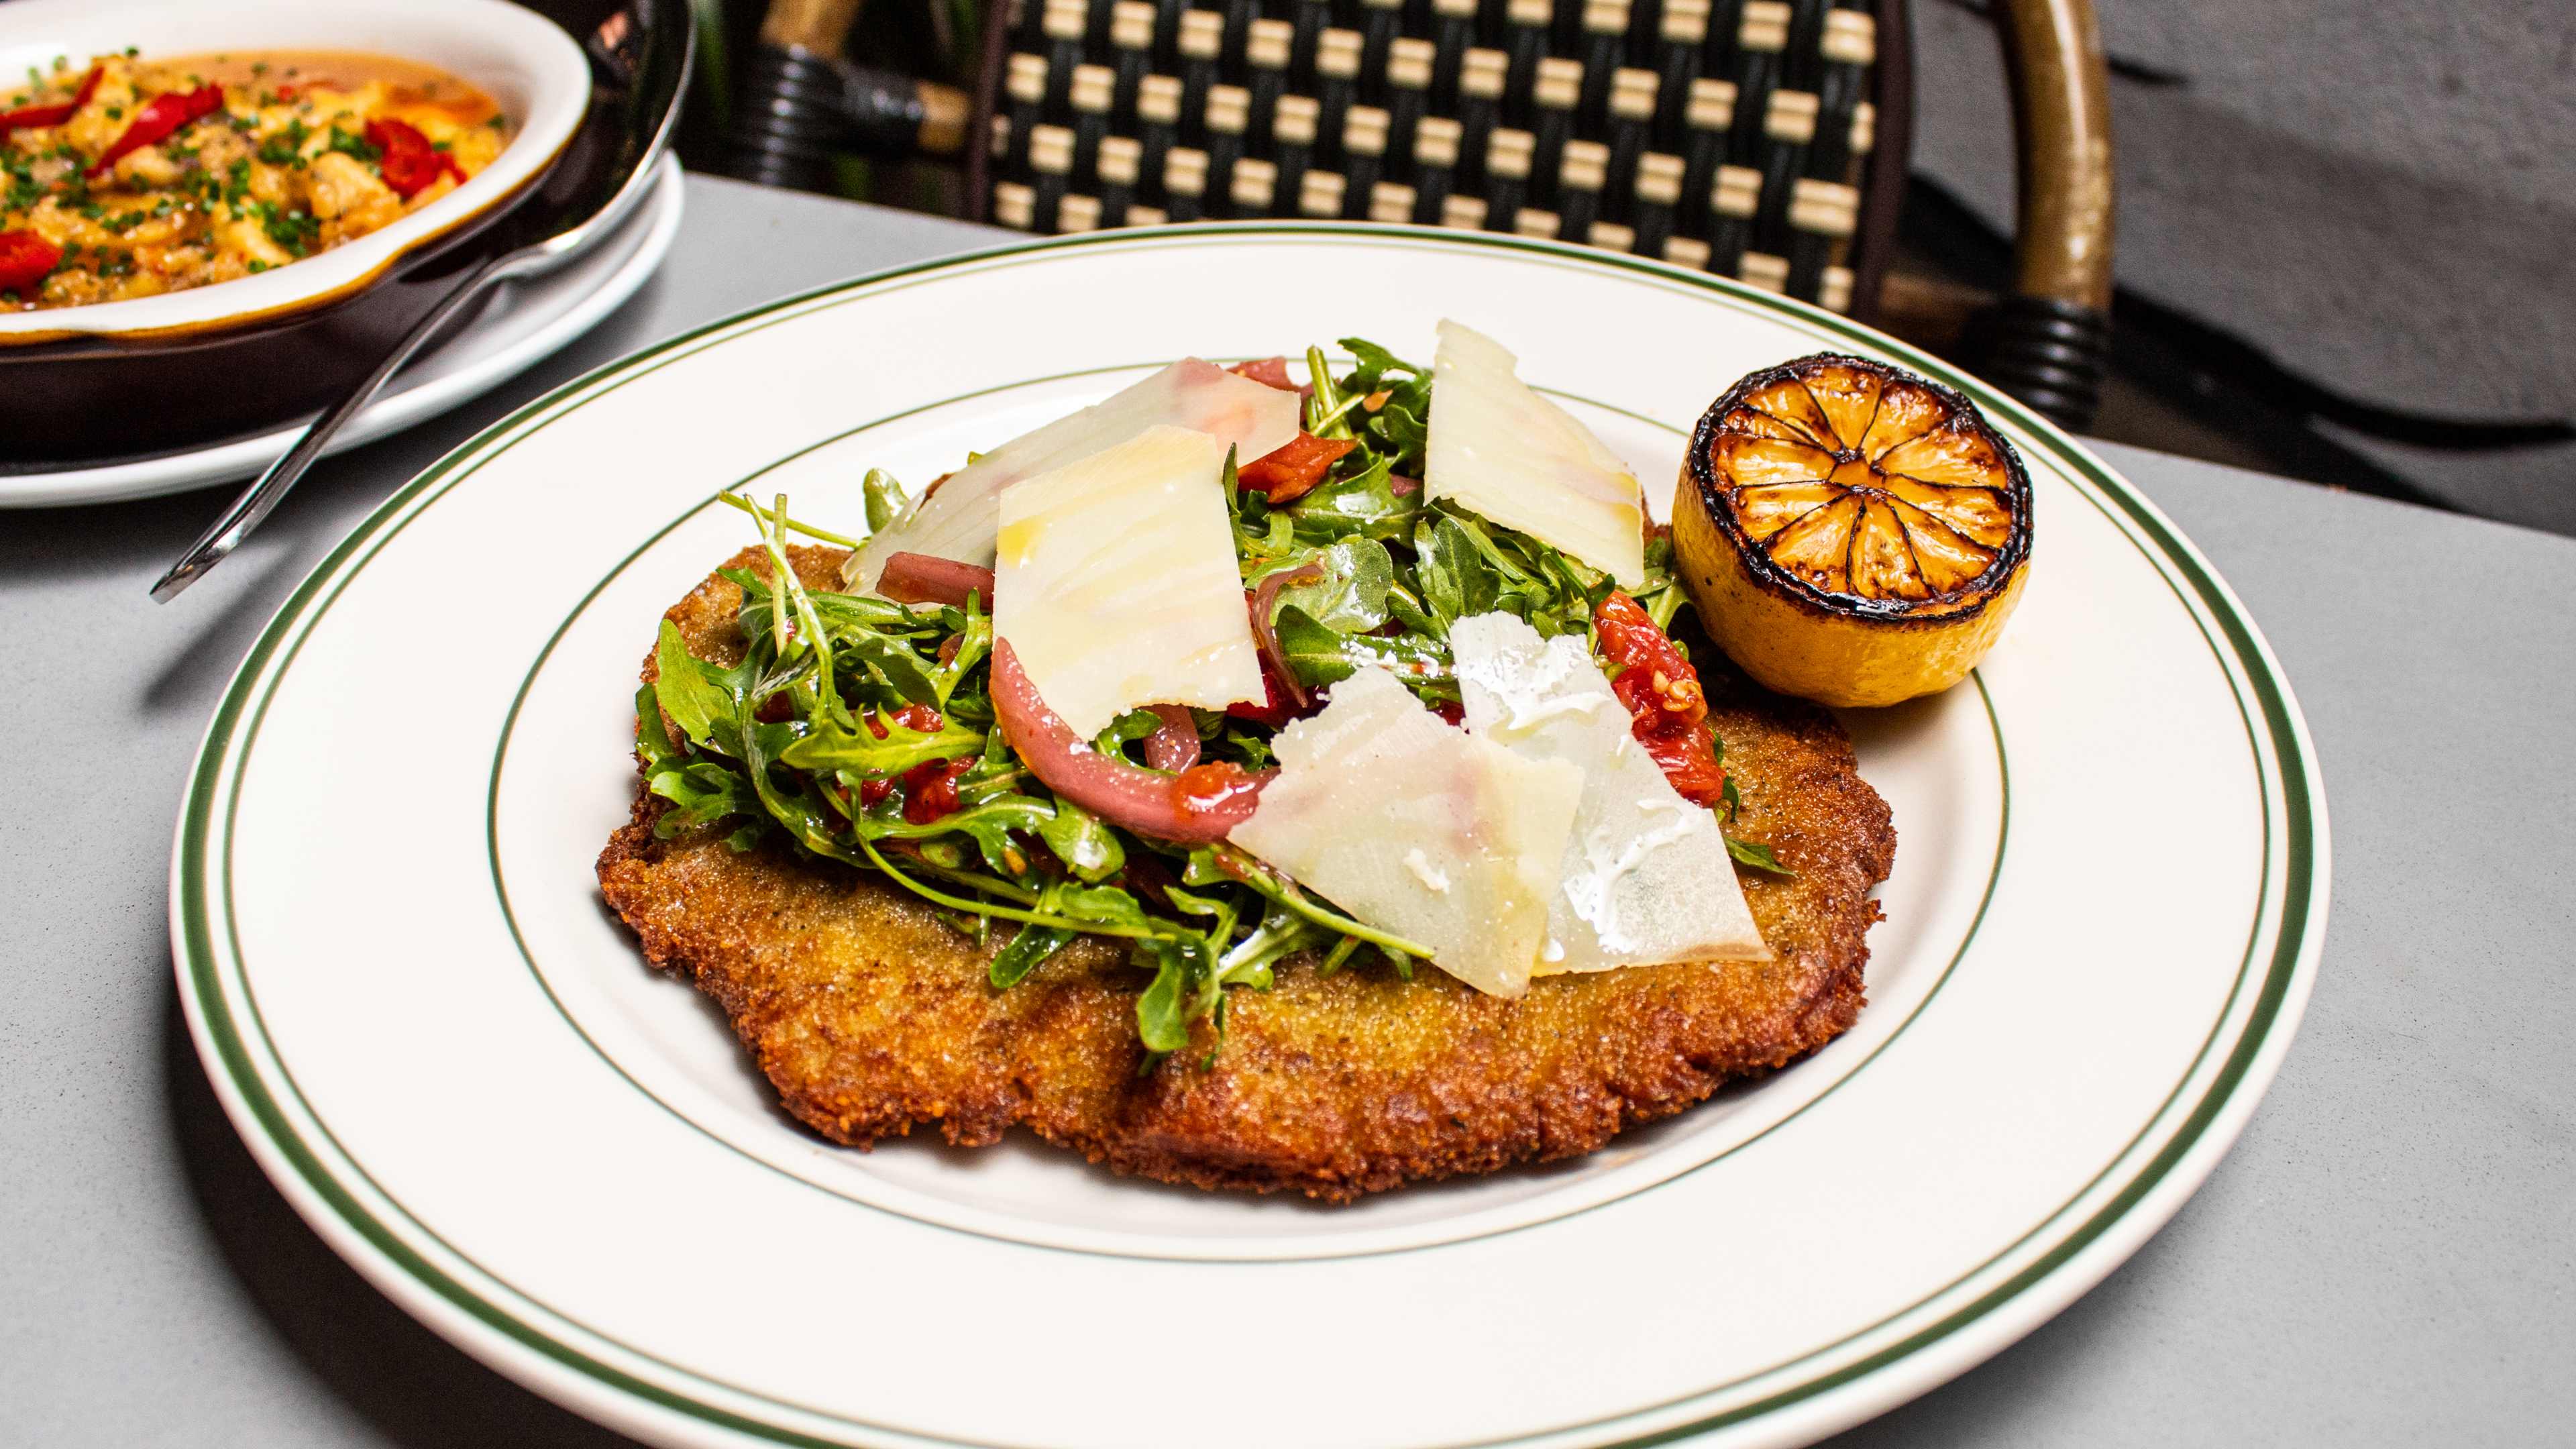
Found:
<box><xmin>174</xmin><ymin>225</ymin><xmax>2328</xmax><ymax>1449</ymax></box>
<box><xmin>1</xmin><ymin>156</ymin><xmax>685</xmax><ymax>508</ymax></box>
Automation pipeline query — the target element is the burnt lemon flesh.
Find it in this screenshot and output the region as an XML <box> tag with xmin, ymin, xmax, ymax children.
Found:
<box><xmin>1676</xmin><ymin>356</ymin><xmax>2033</xmax><ymax>708</ymax></box>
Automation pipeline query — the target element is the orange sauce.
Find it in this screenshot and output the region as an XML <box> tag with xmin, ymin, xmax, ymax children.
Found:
<box><xmin>162</xmin><ymin>50</ymin><xmax>506</xmax><ymax>127</ymax></box>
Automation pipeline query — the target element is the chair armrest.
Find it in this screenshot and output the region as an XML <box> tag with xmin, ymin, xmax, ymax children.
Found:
<box><xmin>1966</xmin><ymin>0</ymin><xmax>2116</xmax><ymax>428</ymax></box>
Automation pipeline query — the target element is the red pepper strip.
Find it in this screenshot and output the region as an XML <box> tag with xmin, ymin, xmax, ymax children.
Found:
<box><xmin>1228</xmin><ymin>356</ymin><xmax>1298</xmax><ymax>392</ymax></box>
<box><xmin>365</xmin><ymin>117</ymin><xmax>466</xmax><ymax>199</ymax></box>
<box><xmin>85</xmin><ymin>83</ymin><xmax>223</xmax><ymax>177</ymax></box>
<box><xmin>989</xmin><ymin>639</ymin><xmax>1271</xmax><ymax>843</ymax></box>
<box><xmin>877</xmin><ymin>551</ymin><xmax>994</xmax><ymax>608</ymax></box>
<box><xmin>1593</xmin><ymin>590</ymin><xmax>1728</xmax><ymax>807</ymax></box>
<box><xmin>0</xmin><ymin>229</ymin><xmax>62</xmax><ymax>294</ymax></box>
<box><xmin>0</xmin><ymin>66</ymin><xmax>102</xmax><ymax>137</ymax></box>
<box><xmin>1237</xmin><ymin>431</ymin><xmax>1358</xmax><ymax>504</ymax></box>
<box><xmin>367</xmin><ymin>117</ymin><xmax>434</xmax><ymax>197</ymax></box>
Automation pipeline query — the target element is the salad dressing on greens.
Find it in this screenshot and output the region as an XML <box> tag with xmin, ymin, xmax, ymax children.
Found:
<box><xmin>641</xmin><ymin>327</ymin><xmax>1786</xmax><ymax>1063</ymax></box>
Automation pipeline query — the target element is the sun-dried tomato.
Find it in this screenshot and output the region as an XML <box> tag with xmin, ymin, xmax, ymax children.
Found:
<box><xmin>899</xmin><ymin>755</ymin><xmax>973</xmax><ymax>824</ymax></box>
<box><xmin>1594</xmin><ymin>591</ymin><xmax>1727</xmax><ymax>807</ymax></box>
<box><xmin>1226</xmin><ymin>645</ymin><xmax>1298</xmax><ymax>728</ymax></box>
<box><xmin>887</xmin><ymin>702</ymin><xmax>945</xmax><ymax>734</ymax></box>
<box><xmin>1237</xmin><ymin>431</ymin><xmax>1358</xmax><ymax>504</ymax></box>
<box><xmin>1228</xmin><ymin>356</ymin><xmax>1297</xmax><ymax>391</ymax></box>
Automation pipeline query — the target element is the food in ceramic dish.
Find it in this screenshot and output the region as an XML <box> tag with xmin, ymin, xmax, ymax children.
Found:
<box><xmin>0</xmin><ymin>50</ymin><xmax>513</xmax><ymax>311</ymax></box>
<box><xmin>598</xmin><ymin>325</ymin><xmax>1904</xmax><ymax>1200</ymax></box>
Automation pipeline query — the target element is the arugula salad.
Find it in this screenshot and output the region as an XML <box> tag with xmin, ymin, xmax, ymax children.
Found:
<box><xmin>637</xmin><ymin>336</ymin><xmax>1784</xmax><ymax>1065</ymax></box>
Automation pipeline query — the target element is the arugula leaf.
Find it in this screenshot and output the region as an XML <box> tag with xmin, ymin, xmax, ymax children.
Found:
<box><xmin>1335</xmin><ymin>336</ymin><xmax>1425</xmax><ymax>388</ymax></box>
<box><xmin>635</xmin><ymin>683</ymin><xmax>680</xmax><ymax>767</ymax></box>
<box><xmin>988</xmin><ymin>922</ymin><xmax>1075</xmax><ymax>989</ymax></box>
<box><xmin>1036</xmin><ymin>798</ymin><xmax>1125</xmax><ymax>882</ymax></box>
<box><xmin>866</xmin><ymin>795</ymin><xmax>1055</xmax><ymax>877</ymax></box>
<box><xmin>1218</xmin><ymin>905</ymin><xmax>1321</xmax><ymax>989</ymax></box>
<box><xmin>1725</xmin><ymin>836</ymin><xmax>1794</xmax><ymax>875</ymax></box>
<box><xmin>1271</xmin><ymin>537</ymin><xmax>1394</xmax><ymax>633</ymax></box>
<box><xmin>1213</xmin><ymin>727</ymin><xmax>1276</xmax><ymax>770</ymax></box>
<box><xmin>1383</xmin><ymin>582</ymin><xmax>1445</xmax><ymax>641</ymax></box>
<box><xmin>653</xmin><ymin>621</ymin><xmax>739</xmax><ymax>753</ymax></box>
<box><xmin>647</xmin><ymin>761</ymin><xmax>765</xmax><ymax>840</ymax></box>
<box><xmin>1287</xmin><ymin>453</ymin><xmax>1418</xmax><ymax>543</ymax></box>
<box><xmin>1271</xmin><ymin>603</ymin><xmax>1450</xmax><ymax>690</ymax></box>
<box><xmin>862</xmin><ymin>468</ymin><xmax>911</xmax><ymax>534</ymax></box>
<box><xmin>733</xmin><ymin>578</ymin><xmax>922</xmax><ymax>643</ymax></box>
<box><xmin>779</xmin><ymin>712</ymin><xmax>983</xmax><ymax>775</ymax></box>
<box><xmin>1188</xmin><ymin>843</ymin><xmax>1436</xmax><ymax>961</ymax></box>
<box><xmin>841</xmin><ymin>631</ymin><xmax>941</xmax><ymax>707</ymax></box>
<box><xmin>1413</xmin><ymin>513</ymin><xmax>1501</xmax><ymax>631</ymax></box>
<box><xmin>741</xmin><ymin>718</ymin><xmax>862</xmax><ymax>862</ymax></box>
<box><xmin>1366</xmin><ymin>394</ymin><xmax>1430</xmax><ymax>473</ymax></box>
<box><xmin>1053</xmin><ymin>881</ymin><xmax>1157</xmax><ymax>932</ymax></box>
<box><xmin>1132</xmin><ymin>936</ymin><xmax>1199</xmax><ymax>1054</ymax></box>
<box><xmin>1093</xmin><ymin>707</ymin><xmax>1167</xmax><ymax>761</ymax></box>
<box><xmin>1332</xmin><ymin>338</ymin><xmax>1433</xmax><ymax>471</ymax></box>
<box><xmin>1303</xmin><ymin>345</ymin><xmax>1352</xmax><ymax>440</ymax></box>
<box><xmin>931</xmin><ymin>594</ymin><xmax>993</xmax><ymax>710</ymax></box>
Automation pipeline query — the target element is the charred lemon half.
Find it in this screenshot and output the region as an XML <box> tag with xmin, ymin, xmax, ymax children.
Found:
<box><xmin>1674</xmin><ymin>354</ymin><xmax>2033</xmax><ymax>708</ymax></box>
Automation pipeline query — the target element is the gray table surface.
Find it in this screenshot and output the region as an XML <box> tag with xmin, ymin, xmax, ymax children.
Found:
<box><xmin>4</xmin><ymin>173</ymin><xmax>2569</xmax><ymax>1448</ymax></box>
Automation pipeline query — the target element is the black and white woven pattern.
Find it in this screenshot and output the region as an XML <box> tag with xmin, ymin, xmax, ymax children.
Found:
<box><xmin>981</xmin><ymin>0</ymin><xmax>1884</xmax><ymax>311</ymax></box>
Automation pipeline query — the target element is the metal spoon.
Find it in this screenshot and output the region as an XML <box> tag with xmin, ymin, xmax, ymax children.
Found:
<box><xmin>152</xmin><ymin>1</ymin><xmax>693</xmax><ymax>602</ymax></box>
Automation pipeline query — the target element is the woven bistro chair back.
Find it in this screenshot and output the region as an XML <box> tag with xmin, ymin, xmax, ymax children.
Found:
<box><xmin>957</xmin><ymin>0</ymin><xmax>2120</xmax><ymax>426</ymax></box>
<box><xmin>967</xmin><ymin>0</ymin><xmax>1913</xmax><ymax>321</ymax></box>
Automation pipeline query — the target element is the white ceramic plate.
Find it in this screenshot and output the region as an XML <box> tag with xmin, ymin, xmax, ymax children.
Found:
<box><xmin>1</xmin><ymin>156</ymin><xmax>684</xmax><ymax>508</ymax></box>
<box><xmin>174</xmin><ymin>226</ymin><xmax>2328</xmax><ymax>1449</ymax></box>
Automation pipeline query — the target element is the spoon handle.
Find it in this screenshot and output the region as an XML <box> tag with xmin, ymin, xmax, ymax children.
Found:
<box><xmin>150</xmin><ymin>251</ymin><xmax>512</xmax><ymax>604</ymax></box>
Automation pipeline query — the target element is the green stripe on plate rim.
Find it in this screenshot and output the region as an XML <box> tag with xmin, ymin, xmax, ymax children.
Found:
<box><xmin>174</xmin><ymin>221</ymin><xmax>2322</xmax><ymax>1449</ymax></box>
<box><xmin>476</xmin><ymin>372</ymin><xmax>2010</xmax><ymax>1264</ymax></box>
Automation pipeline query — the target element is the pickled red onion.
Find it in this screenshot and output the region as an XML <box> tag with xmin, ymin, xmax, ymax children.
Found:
<box><xmin>990</xmin><ymin>640</ymin><xmax>1269</xmax><ymax>842</ymax></box>
<box><xmin>1144</xmin><ymin>704</ymin><xmax>1201</xmax><ymax>773</ymax></box>
<box><xmin>878</xmin><ymin>551</ymin><xmax>994</xmax><ymax>608</ymax></box>
<box><xmin>1247</xmin><ymin>563</ymin><xmax>1324</xmax><ymax>709</ymax></box>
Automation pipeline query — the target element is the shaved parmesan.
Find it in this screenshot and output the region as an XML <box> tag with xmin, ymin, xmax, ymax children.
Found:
<box><xmin>849</xmin><ymin>358</ymin><xmax>1302</xmax><ymax>591</ymax></box>
<box><xmin>1230</xmin><ymin>668</ymin><xmax>1583</xmax><ymax>998</ymax></box>
<box><xmin>1425</xmin><ymin>320</ymin><xmax>1648</xmax><ymax>587</ymax></box>
<box><xmin>994</xmin><ymin>425</ymin><xmax>1267</xmax><ymax>739</ymax></box>
<box><xmin>1452</xmin><ymin>613</ymin><xmax>1769</xmax><ymax>973</ymax></box>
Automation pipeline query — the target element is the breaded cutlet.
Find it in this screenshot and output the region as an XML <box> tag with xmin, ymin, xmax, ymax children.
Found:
<box><xmin>597</xmin><ymin>547</ymin><xmax>1895</xmax><ymax>1201</ymax></box>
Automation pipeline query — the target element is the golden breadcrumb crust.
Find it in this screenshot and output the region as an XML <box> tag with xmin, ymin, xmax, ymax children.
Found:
<box><xmin>596</xmin><ymin>547</ymin><xmax>1896</xmax><ymax>1201</ymax></box>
